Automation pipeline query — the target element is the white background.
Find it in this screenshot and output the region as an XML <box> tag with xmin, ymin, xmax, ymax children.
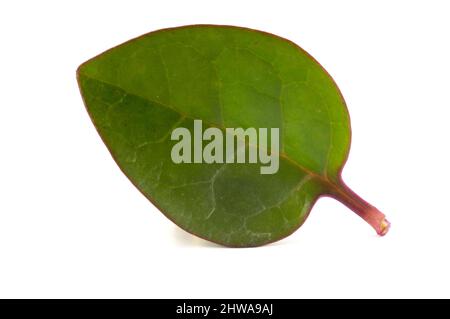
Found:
<box><xmin>1</xmin><ymin>0</ymin><xmax>449</xmax><ymax>298</ymax></box>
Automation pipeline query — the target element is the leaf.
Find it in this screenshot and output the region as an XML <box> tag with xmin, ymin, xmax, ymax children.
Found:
<box><xmin>77</xmin><ymin>25</ymin><xmax>389</xmax><ymax>247</ymax></box>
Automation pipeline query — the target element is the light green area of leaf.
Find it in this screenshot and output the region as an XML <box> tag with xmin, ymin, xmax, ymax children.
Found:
<box><xmin>78</xmin><ymin>25</ymin><xmax>351</xmax><ymax>246</ymax></box>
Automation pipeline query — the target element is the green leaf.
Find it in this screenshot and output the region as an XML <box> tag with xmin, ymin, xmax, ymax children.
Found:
<box><xmin>77</xmin><ymin>25</ymin><xmax>389</xmax><ymax>247</ymax></box>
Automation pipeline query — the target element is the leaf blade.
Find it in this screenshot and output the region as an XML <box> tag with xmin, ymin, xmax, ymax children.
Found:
<box><xmin>77</xmin><ymin>25</ymin><xmax>361</xmax><ymax>246</ymax></box>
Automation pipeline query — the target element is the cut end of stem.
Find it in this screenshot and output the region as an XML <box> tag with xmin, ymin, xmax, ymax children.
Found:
<box><xmin>378</xmin><ymin>218</ymin><xmax>391</xmax><ymax>236</ymax></box>
<box><xmin>359</xmin><ymin>207</ymin><xmax>390</xmax><ymax>236</ymax></box>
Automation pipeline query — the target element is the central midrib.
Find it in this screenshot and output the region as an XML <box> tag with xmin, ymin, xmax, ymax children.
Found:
<box><xmin>78</xmin><ymin>71</ymin><xmax>342</xmax><ymax>194</ymax></box>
